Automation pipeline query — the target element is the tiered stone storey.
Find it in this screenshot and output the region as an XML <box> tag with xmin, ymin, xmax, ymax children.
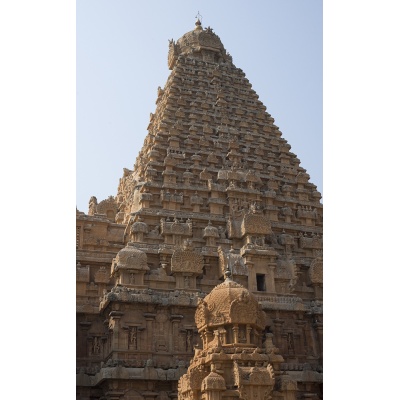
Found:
<box><xmin>76</xmin><ymin>19</ymin><xmax>323</xmax><ymax>400</ymax></box>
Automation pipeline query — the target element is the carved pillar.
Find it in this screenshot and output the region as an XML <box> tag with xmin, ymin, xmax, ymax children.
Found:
<box><xmin>305</xmin><ymin>321</ymin><xmax>318</xmax><ymax>358</ymax></box>
<box><xmin>281</xmin><ymin>380</ymin><xmax>298</xmax><ymax>400</ymax></box>
<box><xmin>175</xmin><ymin>274</ymin><xmax>184</xmax><ymax>289</ymax></box>
<box><xmin>201</xmin><ymin>331</ymin><xmax>208</xmax><ymax>348</ymax></box>
<box><xmin>121</xmin><ymin>325</ymin><xmax>129</xmax><ymax>350</ymax></box>
<box><xmin>184</xmin><ymin>273</ymin><xmax>193</xmax><ymax>289</ymax></box>
<box><xmin>254</xmin><ymin>330</ymin><xmax>261</xmax><ymax>348</ymax></box>
<box><xmin>246</xmin><ymin>325</ymin><xmax>252</xmax><ymax>344</ymax></box>
<box><xmin>87</xmin><ymin>336</ymin><xmax>94</xmax><ymax>357</ymax></box>
<box><xmin>232</xmin><ymin>324</ymin><xmax>239</xmax><ymax>344</ymax></box>
<box><xmin>246</xmin><ymin>261</ymin><xmax>257</xmax><ymax>292</ymax></box>
<box><xmin>101</xmin><ymin>335</ymin><xmax>107</xmax><ymax>358</ymax></box>
<box><xmin>313</xmin><ymin>322</ymin><xmax>323</xmax><ymax>360</ymax></box>
<box><xmin>144</xmin><ymin>313</ymin><xmax>156</xmax><ymax>352</ymax></box>
<box><xmin>79</xmin><ymin>321</ymin><xmax>91</xmax><ymax>358</ymax></box>
<box><xmin>294</xmin><ymin>320</ymin><xmax>306</xmax><ymax>356</ymax></box>
<box><xmin>203</xmin><ymin>257</ymin><xmax>211</xmax><ymax>278</ymax></box>
<box><xmin>206</xmin><ymin>329</ymin><xmax>214</xmax><ymax>346</ymax></box>
<box><xmin>273</xmin><ymin>318</ymin><xmax>284</xmax><ymax>351</ymax></box>
<box><xmin>313</xmin><ymin>284</ymin><xmax>323</xmax><ymax>301</ymax></box>
<box><xmin>266</xmin><ymin>263</ymin><xmax>276</xmax><ymax>293</ymax></box>
<box><xmin>109</xmin><ymin>311</ymin><xmax>123</xmax><ymax>352</ymax></box>
<box><xmin>171</xmin><ymin>315</ymin><xmax>183</xmax><ymax>352</ymax></box>
<box><xmin>220</xmin><ymin>328</ymin><xmax>227</xmax><ymax>345</ymax></box>
<box><xmin>293</xmin><ymin>332</ymin><xmax>301</xmax><ymax>357</ymax></box>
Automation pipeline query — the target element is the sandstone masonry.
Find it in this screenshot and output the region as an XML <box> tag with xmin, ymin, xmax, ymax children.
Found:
<box><xmin>76</xmin><ymin>19</ymin><xmax>323</xmax><ymax>400</ymax></box>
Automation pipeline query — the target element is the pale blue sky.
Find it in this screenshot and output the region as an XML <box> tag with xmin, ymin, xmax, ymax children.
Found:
<box><xmin>77</xmin><ymin>0</ymin><xmax>322</xmax><ymax>212</ymax></box>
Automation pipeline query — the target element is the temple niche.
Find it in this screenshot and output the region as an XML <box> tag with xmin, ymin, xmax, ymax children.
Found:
<box><xmin>77</xmin><ymin>17</ymin><xmax>322</xmax><ymax>400</ymax></box>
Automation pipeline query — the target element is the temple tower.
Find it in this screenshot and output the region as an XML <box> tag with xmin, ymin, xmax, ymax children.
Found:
<box><xmin>76</xmin><ymin>18</ymin><xmax>323</xmax><ymax>400</ymax></box>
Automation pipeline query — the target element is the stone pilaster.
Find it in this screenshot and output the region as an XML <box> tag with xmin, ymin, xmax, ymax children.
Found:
<box><xmin>143</xmin><ymin>313</ymin><xmax>156</xmax><ymax>352</ymax></box>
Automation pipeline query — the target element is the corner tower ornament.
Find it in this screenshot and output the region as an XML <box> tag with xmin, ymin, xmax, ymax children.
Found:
<box><xmin>77</xmin><ymin>17</ymin><xmax>322</xmax><ymax>400</ymax></box>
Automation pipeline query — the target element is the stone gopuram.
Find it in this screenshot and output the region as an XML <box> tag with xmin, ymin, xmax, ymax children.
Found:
<box><xmin>76</xmin><ymin>18</ymin><xmax>323</xmax><ymax>400</ymax></box>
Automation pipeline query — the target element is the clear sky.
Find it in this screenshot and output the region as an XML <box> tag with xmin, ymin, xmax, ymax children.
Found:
<box><xmin>77</xmin><ymin>0</ymin><xmax>322</xmax><ymax>213</ymax></box>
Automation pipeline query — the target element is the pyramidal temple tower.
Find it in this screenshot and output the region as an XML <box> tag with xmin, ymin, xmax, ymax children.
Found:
<box><xmin>76</xmin><ymin>19</ymin><xmax>323</xmax><ymax>400</ymax></box>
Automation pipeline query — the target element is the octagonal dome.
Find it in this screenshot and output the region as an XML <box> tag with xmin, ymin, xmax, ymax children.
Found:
<box><xmin>177</xmin><ymin>20</ymin><xmax>225</xmax><ymax>55</ymax></box>
<box><xmin>203</xmin><ymin>221</ymin><xmax>219</xmax><ymax>238</ymax></box>
<box><xmin>195</xmin><ymin>278</ymin><xmax>267</xmax><ymax>332</ymax></box>
<box><xmin>201</xmin><ymin>372</ymin><xmax>226</xmax><ymax>391</ymax></box>
<box><xmin>168</xmin><ymin>19</ymin><xmax>231</xmax><ymax>69</ymax></box>
<box><xmin>112</xmin><ymin>244</ymin><xmax>149</xmax><ymax>272</ymax></box>
<box><xmin>131</xmin><ymin>217</ymin><xmax>148</xmax><ymax>233</ymax></box>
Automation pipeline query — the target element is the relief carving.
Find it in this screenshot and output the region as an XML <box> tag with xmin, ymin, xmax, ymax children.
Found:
<box><xmin>97</xmin><ymin>196</ymin><xmax>118</xmax><ymax>220</ymax></box>
<box><xmin>242</xmin><ymin>209</ymin><xmax>272</xmax><ymax>236</ymax></box>
<box><xmin>309</xmin><ymin>257</ymin><xmax>323</xmax><ymax>284</ymax></box>
<box><xmin>129</xmin><ymin>327</ymin><xmax>138</xmax><ymax>350</ymax></box>
<box><xmin>299</xmin><ymin>232</ymin><xmax>322</xmax><ymax>249</ymax></box>
<box><xmin>218</xmin><ymin>247</ymin><xmax>248</xmax><ymax>277</ymax></box>
<box><xmin>171</xmin><ymin>240</ymin><xmax>203</xmax><ymax>274</ymax></box>
<box><xmin>88</xmin><ymin>196</ymin><xmax>97</xmax><ymax>215</ymax></box>
<box><xmin>161</xmin><ymin>216</ymin><xmax>192</xmax><ymax>236</ymax></box>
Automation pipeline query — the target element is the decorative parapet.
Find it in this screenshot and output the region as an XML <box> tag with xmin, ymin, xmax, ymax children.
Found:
<box><xmin>161</xmin><ymin>217</ymin><xmax>192</xmax><ymax>236</ymax></box>
<box><xmin>258</xmin><ymin>295</ymin><xmax>305</xmax><ymax>311</ymax></box>
<box><xmin>76</xmin><ymin>303</ymin><xmax>100</xmax><ymax>314</ymax></box>
<box><xmin>299</xmin><ymin>233</ymin><xmax>322</xmax><ymax>249</ymax></box>
<box><xmin>160</xmin><ymin>190</ymin><xmax>184</xmax><ymax>204</ymax></box>
<box><xmin>296</xmin><ymin>206</ymin><xmax>318</xmax><ymax>220</ymax></box>
<box><xmin>99</xmin><ymin>286</ymin><xmax>203</xmax><ymax>310</ymax></box>
<box><xmin>77</xmin><ymin>362</ymin><xmax>188</xmax><ymax>387</ymax></box>
<box><xmin>77</xmin><ymin>250</ymin><xmax>124</xmax><ymax>263</ymax></box>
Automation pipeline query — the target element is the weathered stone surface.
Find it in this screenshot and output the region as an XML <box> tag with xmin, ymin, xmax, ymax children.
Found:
<box><xmin>77</xmin><ymin>18</ymin><xmax>322</xmax><ymax>400</ymax></box>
